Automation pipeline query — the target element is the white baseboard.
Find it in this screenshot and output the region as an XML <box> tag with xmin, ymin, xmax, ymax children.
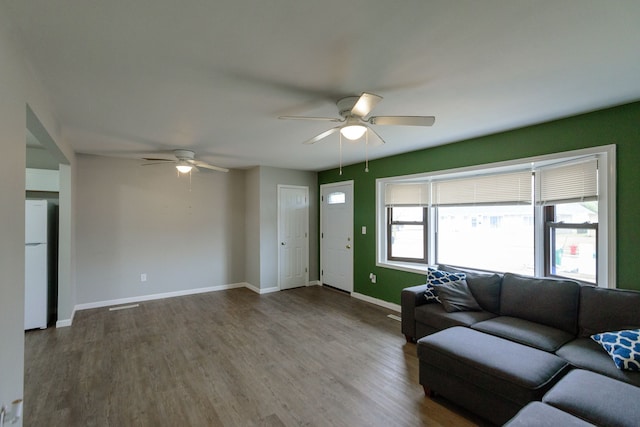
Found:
<box><xmin>56</xmin><ymin>317</ymin><xmax>73</xmax><ymax>328</ymax></box>
<box><xmin>351</xmin><ymin>292</ymin><xmax>401</xmax><ymax>313</ymax></box>
<box><xmin>245</xmin><ymin>283</ymin><xmax>280</xmax><ymax>294</ymax></box>
<box><xmin>246</xmin><ymin>281</ymin><xmax>319</xmax><ymax>294</ymax></box>
<box><xmin>56</xmin><ymin>306</ymin><xmax>76</xmax><ymax>328</ymax></box>
<box><xmin>57</xmin><ymin>282</ymin><xmax>398</xmax><ymax>329</ymax></box>
<box><xmin>73</xmin><ymin>282</ymin><xmax>247</xmax><ymax>313</ymax></box>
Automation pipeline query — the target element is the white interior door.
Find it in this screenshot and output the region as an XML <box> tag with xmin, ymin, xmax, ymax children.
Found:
<box><xmin>278</xmin><ymin>186</ymin><xmax>309</xmax><ymax>290</ymax></box>
<box><xmin>320</xmin><ymin>181</ymin><xmax>354</xmax><ymax>293</ymax></box>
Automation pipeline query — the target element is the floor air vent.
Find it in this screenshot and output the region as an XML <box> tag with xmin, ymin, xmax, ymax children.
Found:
<box><xmin>108</xmin><ymin>304</ymin><xmax>140</xmax><ymax>312</ymax></box>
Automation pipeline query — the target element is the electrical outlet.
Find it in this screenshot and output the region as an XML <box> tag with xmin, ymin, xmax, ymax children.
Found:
<box><xmin>370</xmin><ymin>273</ymin><xmax>377</xmax><ymax>284</ymax></box>
<box><xmin>140</xmin><ymin>273</ymin><xmax>147</xmax><ymax>282</ymax></box>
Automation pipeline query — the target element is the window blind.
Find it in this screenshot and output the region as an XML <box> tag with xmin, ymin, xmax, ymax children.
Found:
<box><xmin>536</xmin><ymin>159</ymin><xmax>598</xmax><ymax>205</ymax></box>
<box><xmin>432</xmin><ymin>171</ymin><xmax>532</xmax><ymax>206</ymax></box>
<box><xmin>384</xmin><ymin>182</ymin><xmax>430</xmax><ymax>206</ymax></box>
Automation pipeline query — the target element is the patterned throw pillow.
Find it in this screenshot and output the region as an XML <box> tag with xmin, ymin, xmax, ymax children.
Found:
<box><xmin>591</xmin><ymin>329</ymin><xmax>640</xmax><ymax>371</ymax></box>
<box><xmin>424</xmin><ymin>267</ymin><xmax>466</xmax><ymax>304</ymax></box>
<box><xmin>424</xmin><ymin>283</ymin><xmax>440</xmax><ymax>303</ymax></box>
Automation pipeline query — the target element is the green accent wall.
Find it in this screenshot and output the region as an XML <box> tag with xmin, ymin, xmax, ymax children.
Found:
<box><xmin>318</xmin><ymin>101</ymin><xmax>640</xmax><ymax>304</ymax></box>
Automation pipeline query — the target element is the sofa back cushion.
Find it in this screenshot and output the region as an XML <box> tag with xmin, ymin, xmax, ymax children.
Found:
<box><xmin>439</xmin><ymin>264</ymin><xmax>502</xmax><ymax>314</ymax></box>
<box><xmin>500</xmin><ymin>273</ymin><xmax>580</xmax><ymax>335</ymax></box>
<box><xmin>578</xmin><ymin>285</ymin><xmax>640</xmax><ymax>337</ymax></box>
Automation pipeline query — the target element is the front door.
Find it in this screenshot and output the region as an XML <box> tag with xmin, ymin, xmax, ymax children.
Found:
<box><xmin>320</xmin><ymin>181</ymin><xmax>354</xmax><ymax>293</ymax></box>
<box><xmin>278</xmin><ymin>185</ymin><xmax>309</xmax><ymax>290</ymax></box>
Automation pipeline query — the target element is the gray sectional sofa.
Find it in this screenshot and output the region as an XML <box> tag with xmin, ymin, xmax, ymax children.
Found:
<box><xmin>401</xmin><ymin>266</ymin><xmax>640</xmax><ymax>425</ymax></box>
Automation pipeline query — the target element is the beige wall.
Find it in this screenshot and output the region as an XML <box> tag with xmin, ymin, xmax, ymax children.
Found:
<box><xmin>75</xmin><ymin>161</ymin><xmax>319</xmax><ymax>303</ymax></box>
<box><xmin>244</xmin><ymin>167</ymin><xmax>261</xmax><ymax>287</ymax></box>
<box><xmin>75</xmin><ymin>154</ymin><xmax>246</xmax><ymax>304</ymax></box>
<box><xmin>255</xmin><ymin>166</ymin><xmax>318</xmax><ymax>290</ymax></box>
<box><xmin>244</xmin><ymin>166</ymin><xmax>318</xmax><ymax>290</ymax></box>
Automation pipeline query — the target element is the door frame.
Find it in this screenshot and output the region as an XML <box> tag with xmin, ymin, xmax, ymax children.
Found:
<box><xmin>277</xmin><ymin>185</ymin><xmax>309</xmax><ymax>290</ymax></box>
<box><xmin>320</xmin><ymin>180</ymin><xmax>354</xmax><ymax>293</ymax></box>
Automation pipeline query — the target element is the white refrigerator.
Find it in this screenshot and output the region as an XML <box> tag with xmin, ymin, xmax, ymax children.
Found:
<box><xmin>25</xmin><ymin>200</ymin><xmax>48</xmax><ymax>330</ymax></box>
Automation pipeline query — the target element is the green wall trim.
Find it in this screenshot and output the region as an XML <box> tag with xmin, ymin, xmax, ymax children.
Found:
<box><xmin>318</xmin><ymin>101</ymin><xmax>640</xmax><ymax>303</ymax></box>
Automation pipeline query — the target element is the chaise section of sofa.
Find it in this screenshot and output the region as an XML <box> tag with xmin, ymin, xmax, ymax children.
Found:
<box><xmin>418</xmin><ymin>327</ymin><xmax>571</xmax><ymax>425</ymax></box>
<box><xmin>556</xmin><ymin>285</ymin><xmax>640</xmax><ymax>387</ymax></box>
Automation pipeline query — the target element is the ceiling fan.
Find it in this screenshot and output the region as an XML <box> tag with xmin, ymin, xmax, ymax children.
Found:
<box><xmin>279</xmin><ymin>92</ymin><xmax>435</xmax><ymax>145</ymax></box>
<box><xmin>142</xmin><ymin>149</ymin><xmax>229</xmax><ymax>173</ymax></box>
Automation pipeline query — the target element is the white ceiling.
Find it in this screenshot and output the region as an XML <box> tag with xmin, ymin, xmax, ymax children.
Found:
<box><xmin>5</xmin><ymin>1</ymin><xmax>640</xmax><ymax>171</ymax></box>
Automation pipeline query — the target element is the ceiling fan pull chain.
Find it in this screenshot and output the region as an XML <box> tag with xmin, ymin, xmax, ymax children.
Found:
<box><xmin>365</xmin><ymin>131</ymin><xmax>369</xmax><ymax>173</ymax></box>
<box><xmin>339</xmin><ymin>133</ymin><xmax>343</xmax><ymax>175</ymax></box>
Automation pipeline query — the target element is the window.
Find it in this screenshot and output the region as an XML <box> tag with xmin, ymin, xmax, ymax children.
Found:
<box><xmin>546</xmin><ymin>203</ymin><xmax>598</xmax><ymax>283</ymax></box>
<box><xmin>327</xmin><ymin>191</ymin><xmax>346</xmax><ymax>204</ymax></box>
<box><xmin>437</xmin><ymin>205</ymin><xmax>534</xmax><ymax>275</ymax></box>
<box><xmin>432</xmin><ymin>170</ymin><xmax>533</xmax><ymax>275</ymax></box>
<box><xmin>388</xmin><ymin>206</ymin><xmax>427</xmax><ymax>263</ymax></box>
<box><xmin>376</xmin><ymin>146</ymin><xmax>615</xmax><ymax>287</ymax></box>
<box><xmin>384</xmin><ymin>182</ymin><xmax>429</xmax><ymax>263</ymax></box>
<box><xmin>539</xmin><ymin>159</ymin><xmax>599</xmax><ymax>284</ymax></box>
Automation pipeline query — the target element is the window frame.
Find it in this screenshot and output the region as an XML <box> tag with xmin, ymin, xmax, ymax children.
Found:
<box><xmin>543</xmin><ymin>205</ymin><xmax>598</xmax><ymax>284</ymax></box>
<box><xmin>386</xmin><ymin>206</ymin><xmax>428</xmax><ymax>264</ymax></box>
<box><xmin>375</xmin><ymin>145</ymin><xmax>616</xmax><ymax>288</ymax></box>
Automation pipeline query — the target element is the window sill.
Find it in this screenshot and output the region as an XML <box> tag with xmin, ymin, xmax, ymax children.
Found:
<box><xmin>377</xmin><ymin>260</ymin><xmax>428</xmax><ymax>276</ymax></box>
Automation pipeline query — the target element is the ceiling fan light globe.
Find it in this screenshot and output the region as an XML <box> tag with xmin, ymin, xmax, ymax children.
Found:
<box><xmin>340</xmin><ymin>125</ymin><xmax>367</xmax><ymax>140</ymax></box>
<box><xmin>176</xmin><ymin>164</ymin><xmax>193</xmax><ymax>173</ymax></box>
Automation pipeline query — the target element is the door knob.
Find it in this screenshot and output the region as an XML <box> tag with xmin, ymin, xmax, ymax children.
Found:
<box><xmin>281</xmin><ymin>242</ymin><xmax>286</xmax><ymax>246</ymax></box>
<box><xmin>346</xmin><ymin>244</ymin><xmax>351</xmax><ymax>249</ymax></box>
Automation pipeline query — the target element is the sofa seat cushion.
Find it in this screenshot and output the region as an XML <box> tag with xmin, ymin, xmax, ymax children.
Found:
<box><xmin>471</xmin><ymin>316</ymin><xmax>575</xmax><ymax>352</ymax></box>
<box><xmin>556</xmin><ymin>338</ymin><xmax>640</xmax><ymax>387</ymax></box>
<box><xmin>543</xmin><ymin>369</ymin><xmax>640</xmax><ymax>427</ymax></box>
<box><xmin>414</xmin><ymin>303</ymin><xmax>496</xmax><ymax>331</ymax></box>
<box><xmin>417</xmin><ymin>327</ymin><xmax>570</xmax><ymax>405</ymax></box>
<box><xmin>504</xmin><ymin>402</ymin><xmax>596</xmax><ymax>427</ymax></box>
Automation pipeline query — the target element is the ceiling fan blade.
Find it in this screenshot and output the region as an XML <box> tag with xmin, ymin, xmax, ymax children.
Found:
<box><xmin>279</xmin><ymin>115</ymin><xmax>342</xmax><ymax>122</ymax></box>
<box><xmin>142</xmin><ymin>161</ymin><xmax>176</xmax><ymax>166</ymax></box>
<box><xmin>192</xmin><ymin>160</ymin><xmax>229</xmax><ymax>173</ymax></box>
<box><xmin>142</xmin><ymin>157</ymin><xmax>174</xmax><ymax>162</ymax></box>
<box><xmin>369</xmin><ymin>116</ymin><xmax>435</xmax><ymax>126</ymax></box>
<box><xmin>365</xmin><ymin>127</ymin><xmax>387</xmax><ymax>146</ymax></box>
<box><xmin>303</xmin><ymin>127</ymin><xmax>340</xmax><ymax>144</ymax></box>
<box><xmin>351</xmin><ymin>92</ymin><xmax>383</xmax><ymax>118</ymax></box>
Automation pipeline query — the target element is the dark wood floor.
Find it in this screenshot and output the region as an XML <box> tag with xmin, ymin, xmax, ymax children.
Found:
<box><xmin>25</xmin><ymin>286</ymin><xmax>481</xmax><ymax>426</ymax></box>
